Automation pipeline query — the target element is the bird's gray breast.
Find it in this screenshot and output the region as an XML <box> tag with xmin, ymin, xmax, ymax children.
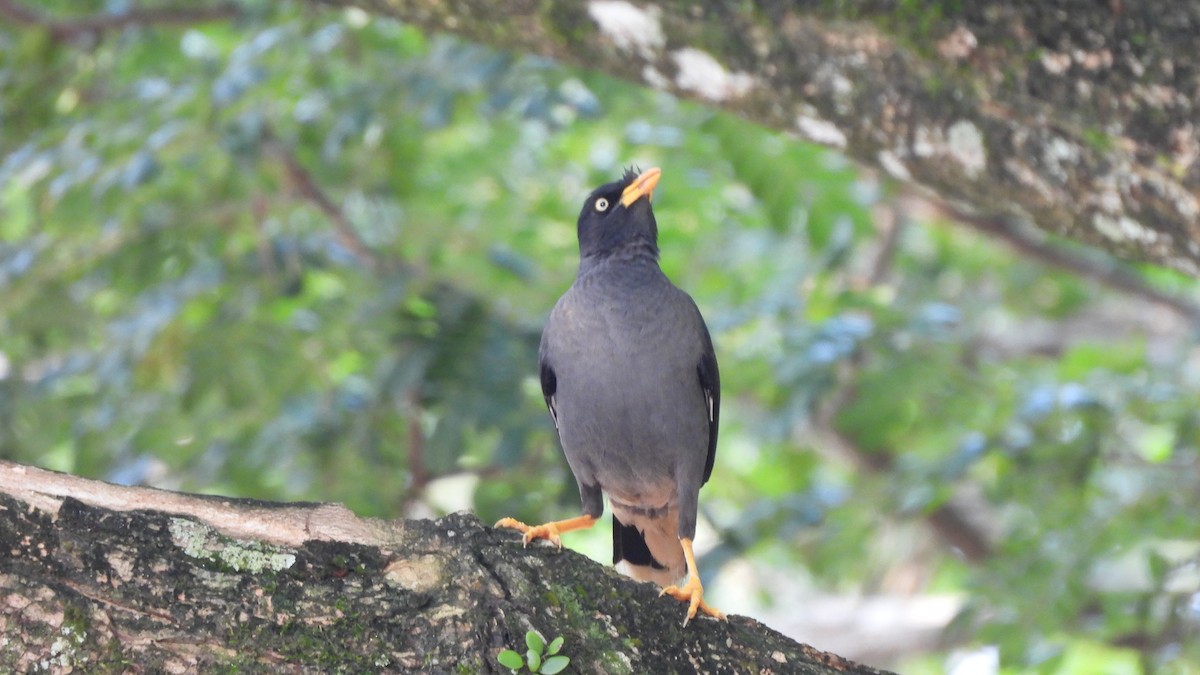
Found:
<box><xmin>543</xmin><ymin>270</ymin><xmax>709</xmax><ymax>507</ymax></box>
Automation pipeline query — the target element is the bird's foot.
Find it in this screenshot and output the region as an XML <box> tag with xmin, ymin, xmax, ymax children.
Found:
<box><xmin>494</xmin><ymin>517</ymin><xmax>564</xmax><ymax>548</ymax></box>
<box><xmin>660</xmin><ymin>574</ymin><xmax>726</xmax><ymax>626</ymax></box>
<box><xmin>494</xmin><ymin>514</ymin><xmax>597</xmax><ymax>549</ymax></box>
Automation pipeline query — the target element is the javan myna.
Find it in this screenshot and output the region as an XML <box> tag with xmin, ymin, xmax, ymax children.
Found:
<box><xmin>497</xmin><ymin>167</ymin><xmax>723</xmax><ymax>624</ymax></box>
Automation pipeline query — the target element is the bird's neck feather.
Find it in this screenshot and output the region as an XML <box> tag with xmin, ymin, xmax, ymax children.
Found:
<box><xmin>578</xmin><ymin>235</ymin><xmax>660</xmax><ymax>271</ymax></box>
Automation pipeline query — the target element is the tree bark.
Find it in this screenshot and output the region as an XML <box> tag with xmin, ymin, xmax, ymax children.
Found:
<box><xmin>0</xmin><ymin>461</ymin><xmax>888</xmax><ymax>674</ymax></box>
<box><xmin>309</xmin><ymin>0</ymin><xmax>1200</xmax><ymax>276</ymax></box>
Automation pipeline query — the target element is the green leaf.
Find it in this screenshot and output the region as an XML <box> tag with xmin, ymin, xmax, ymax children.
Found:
<box><xmin>546</xmin><ymin>636</ymin><xmax>563</xmax><ymax>655</ymax></box>
<box><xmin>496</xmin><ymin>649</ymin><xmax>523</xmax><ymax>671</ymax></box>
<box><xmin>1147</xmin><ymin>550</ymin><xmax>1171</xmax><ymax>585</ymax></box>
<box><xmin>540</xmin><ymin>655</ymin><xmax>570</xmax><ymax>674</ymax></box>
<box><xmin>1136</xmin><ymin>425</ymin><xmax>1175</xmax><ymax>464</ymax></box>
<box><xmin>525</xmin><ymin>629</ymin><xmax>544</xmax><ymax>654</ymax></box>
<box><xmin>526</xmin><ymin>649</ymin><xmax>542</xmax><ymax>672</ymax></box>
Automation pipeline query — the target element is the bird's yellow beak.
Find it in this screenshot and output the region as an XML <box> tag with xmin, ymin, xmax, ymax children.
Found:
<box><xmin>619</xmin><ymin>167</ymin><xmax>662</xmax><ymax>207</ymax></box>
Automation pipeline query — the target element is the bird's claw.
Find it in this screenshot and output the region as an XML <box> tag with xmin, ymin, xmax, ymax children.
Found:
<box><xmin>494</xmin><ymin>517</ymin><xmax>563</xmax><ymax>548</ymax></box>
<box><xmin>660</xmin><ymin>576</ymin><xmax>726</xmax><ymax>626</ymax></box>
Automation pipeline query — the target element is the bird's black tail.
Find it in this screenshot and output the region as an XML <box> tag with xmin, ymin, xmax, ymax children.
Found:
<box><xmin>612</xmin><ymin>515</ymin><xmax>666</xmax><ymax>570</ymax></box>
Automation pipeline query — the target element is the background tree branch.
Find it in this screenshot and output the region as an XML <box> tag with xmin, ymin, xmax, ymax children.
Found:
<box><xmin>0</xmin><ymin>0</ymin><xmax>243</xmax><ymax>43</ymax></box>
<box><xmin>304</xmin><ymin>0</ymin><xmax>1200</xmax><ymax>277</ymax></box>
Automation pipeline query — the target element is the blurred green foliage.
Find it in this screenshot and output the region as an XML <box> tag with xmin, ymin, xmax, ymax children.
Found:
<box><xmin>2</xmin><ymin>2</ymin><xmax>1198</xmax><ymax>673</ymax></box>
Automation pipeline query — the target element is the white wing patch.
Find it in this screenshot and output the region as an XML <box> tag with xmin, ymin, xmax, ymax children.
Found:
<box><xmin>547</xmin><ymin>395</ymin><xmax>560</xmax><ymax>429</ymax></box>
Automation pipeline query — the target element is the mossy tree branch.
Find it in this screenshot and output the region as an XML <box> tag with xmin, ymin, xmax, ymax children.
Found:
<box><xmin>0</xmin><ymin>461</ymin><xmax>887</xmax><ymax>673</ymax></box>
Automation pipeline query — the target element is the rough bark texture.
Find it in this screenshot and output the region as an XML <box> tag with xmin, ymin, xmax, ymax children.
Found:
<box><xmin>0</xmin><ymin>461</ymin><xmax>888</xmax><ymax>674</ymax></box>
<box><xmin>310</xmin><ymin>0</ymin><xmax>1200</xmax><ymax>276</ymax></box>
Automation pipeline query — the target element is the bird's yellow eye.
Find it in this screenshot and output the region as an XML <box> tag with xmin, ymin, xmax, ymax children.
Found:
<box><xmin>594</xmin><ymin>197</ymin><xmax>609</xmax><ymax>212</ymax></box>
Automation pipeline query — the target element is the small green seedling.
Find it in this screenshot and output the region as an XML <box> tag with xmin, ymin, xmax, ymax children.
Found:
<box><xmin>497</xmin><ymin>629</ymin><xmax>570</xmax><ymax>674</ymax></box>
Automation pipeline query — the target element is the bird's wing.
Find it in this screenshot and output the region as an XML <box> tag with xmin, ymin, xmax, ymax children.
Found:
<box><xmin>538</xmin><ymin>326</ymin><xmax>559</xmax><ymax>429</ymax></box>
<box><xmin>696</xmin><ymin>315</ymin><xmax>720</xmax><ymax>486</ymax></box>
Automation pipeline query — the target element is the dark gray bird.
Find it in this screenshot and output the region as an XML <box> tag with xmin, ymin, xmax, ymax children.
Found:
<box><xmin>496</xmin><ymin>167</ymin><xmax>722</xmax><ymax>624</ymax></box>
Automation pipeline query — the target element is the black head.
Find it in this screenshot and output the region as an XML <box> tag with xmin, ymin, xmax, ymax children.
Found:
<box><xmin>576</xmin><ymin>167</ymin><xmax>661</xmax><ymax>261</ymax></box>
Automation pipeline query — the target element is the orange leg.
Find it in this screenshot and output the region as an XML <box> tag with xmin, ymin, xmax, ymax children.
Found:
<box><xmin>494</xmin><ymin>514</ymin><xmax>597</xmax><ymax>548</ymax></box>
<box><xmin>659</xmin><ymin>537</ymin><xmax>726</xmax><ymax>625</ymax></box>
